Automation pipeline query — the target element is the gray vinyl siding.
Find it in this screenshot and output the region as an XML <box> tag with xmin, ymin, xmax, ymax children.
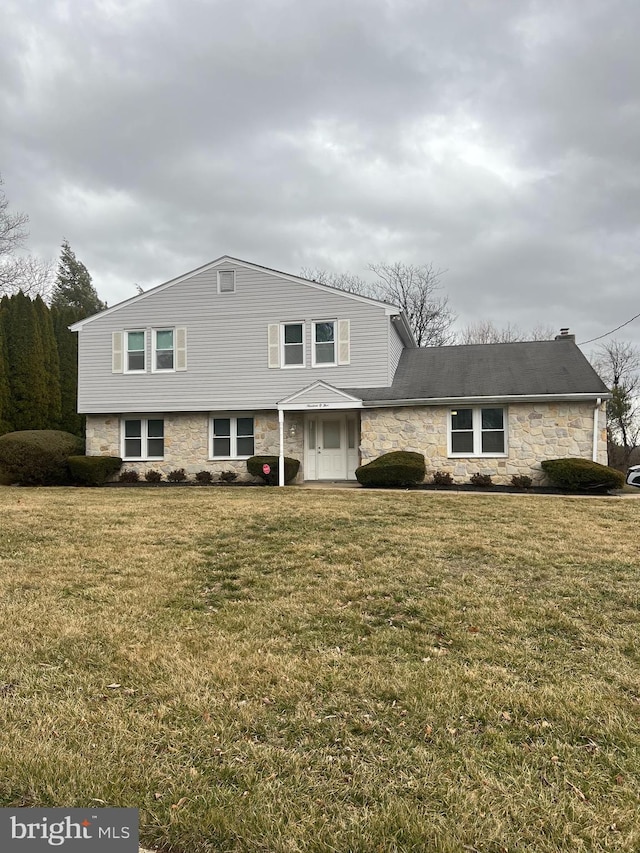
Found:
<box><xmin>77</xmin><ymin>262</ymin><xmax>393</xmax><ymax>413</ymax></box>
<box><xmin>389</xmin><ymin>324</ymin><xmax>405</xmax><ymax>383</ymax></box>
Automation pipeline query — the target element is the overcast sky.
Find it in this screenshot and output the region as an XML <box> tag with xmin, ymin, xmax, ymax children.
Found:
<box><xmin>1</xmin><ymin>0</ymin><xmax>639</xmax><ymax>351</ymax></box>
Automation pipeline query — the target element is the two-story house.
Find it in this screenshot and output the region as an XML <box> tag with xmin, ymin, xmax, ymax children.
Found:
<box><xmin>71</xmin><ymin>256</ymin><xmax>610</xmax><ymax>485</ymax></box>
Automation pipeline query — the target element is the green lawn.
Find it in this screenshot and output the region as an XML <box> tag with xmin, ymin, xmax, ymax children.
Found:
<box><xmin>0</xmin><ymin>487</ymin><xmax>638</xmax><ymax>852</ymax></box>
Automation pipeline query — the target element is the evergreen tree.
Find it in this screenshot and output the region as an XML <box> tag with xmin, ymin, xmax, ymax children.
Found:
<box><xmin>50</xmin><ymin>240</ymin><xmax>106</xmax><ymax>318</ymax></box>
<box><xmin>49</xmin><ymin>240</ymin><xmax>106</xmax><ymax>437</ymax></box>
<box><xmin>4</xmin><ymin>292</ymin><xmax>49</xmax><ymax>430</ymax></box>
<box><xmin>0</xmin><ymin>296</ymin><xmax>12</xmax><ymax>434</ymax></box>
<box><xmin>34</xmin><ymin>295</ymin><xmax>61</xmax><ymax>428</ymax></box>
<box><xmin>52</xmin><ymin>305</ymin><xmax>83</xmax><ymax>436</ymax></box>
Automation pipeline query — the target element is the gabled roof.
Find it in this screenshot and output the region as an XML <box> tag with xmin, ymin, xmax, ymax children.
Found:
<box><xmin>348</xmin><ymin>340</ymin><xmax>610</xmax><ymax>404</ymax></box>
<box><xmin>278</xmin><ymin>381</ymin><xmax>363</xmax><ymax>410</ymax></box>
<box><xmin>70</xmin><ymin>255</ymin><xmax>414</xmax><ymax>343</ymax></box>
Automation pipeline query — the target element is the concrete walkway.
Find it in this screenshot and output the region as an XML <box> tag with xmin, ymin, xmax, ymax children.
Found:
<box><xmin>293</xmin><ymin>481</ymin><xmax>640</xmax><ymax>497</ymax></box>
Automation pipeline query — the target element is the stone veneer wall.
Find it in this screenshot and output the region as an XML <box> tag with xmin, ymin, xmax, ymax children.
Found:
<box><xmin>360</xmin><ymin>402</ymin><xmax>607</xmax><ymax>485</ymax></box>
<box><xmin>85</xmin><ymin>411</ymin><xmax>306</xmax><ymax>482</ymax></box>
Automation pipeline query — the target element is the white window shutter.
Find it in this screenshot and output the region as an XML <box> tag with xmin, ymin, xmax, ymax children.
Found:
<box><xmin>112</xmin><ymin>331</ymin><xmax>123</xmax><ymax>373</ymax></box>
<box><xmin>268</xmin><ymin>324</ymin><xmax>280</xmax><ymax>368</ymax></box>
<box><xmin>175</xmin><ymin>327</ymin><xmax>187</xmax><ymax>371</ymax></box>
<box><xmin>337</xmin><ymin>319</ymin><xmax>350</xmax><ymax>365</ymax></box>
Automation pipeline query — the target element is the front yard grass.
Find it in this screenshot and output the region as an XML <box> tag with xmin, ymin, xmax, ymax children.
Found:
<box><xmin>0</xmin><ymin>487</ymin><xmax>638</xmax><ymax>852</ymax></box>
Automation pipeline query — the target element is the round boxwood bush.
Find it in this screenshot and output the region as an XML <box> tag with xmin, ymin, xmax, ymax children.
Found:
<box><xmin>68</xmin><ymin>455</ymin><xmax>122</xmax><ymax>486</ymax></box>
<box><xmin>246</xmin><ymin>455</ymin><xmax>300</xmax><ymax>485</ymax></box>
<box><xmin>0</xmin><ymin>430</ymin><xmax>84</xmax><ymax>485</ymax></box>
<box><xmin>356</xmin><ymin>451</ymin><xmax>426</xmax><ymax>488</ymax></box>
<box><xmin>541</xmin><ymin>457</ymin><xmax>624</xmax><ymax>491</ymax></box>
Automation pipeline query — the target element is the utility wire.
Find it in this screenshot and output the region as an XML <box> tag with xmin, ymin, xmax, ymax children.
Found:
<box><xmin>578</xmin><ymin>310</ymin><xmax>640</xmax><ymax>345</ymax></box>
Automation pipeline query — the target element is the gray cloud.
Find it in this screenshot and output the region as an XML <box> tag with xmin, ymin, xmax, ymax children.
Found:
<box><xmin>1</xmin><ymin>0</ymin><xmax>638</xmax><ymax>350</ymax></box>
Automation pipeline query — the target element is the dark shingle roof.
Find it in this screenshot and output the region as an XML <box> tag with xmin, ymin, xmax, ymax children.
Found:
<box><xmin>349</xmin><ymin>340</ymin><xmax>610</xmax><ymax>402</ymax></box>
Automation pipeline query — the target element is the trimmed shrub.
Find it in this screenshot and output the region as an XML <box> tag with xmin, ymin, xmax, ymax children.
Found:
<box><xmin>541</xmin><ymin>457</ymin><xmax>624</xmax><ymax>492</ymax></box>
<box><xmin>68</xmin><ymin>455</ymin><xmax>122</xmax><ymax>486</ymax></box>
<box><xmin>167</xmin><ymin>468</ymin><xmax>188</xmax><ymax>482</ymax></box>
<box><xmin>220</xmin><ymin>470</ymin><xmax>238</xmax><ymax>483</ymax></box>
<box><xmin>246</xmin><ymin>455</ymin><xmax>300</xmax><ymax>485</ymax></box>
<box><xmin>144</xmin><ymin>469</ymin><xmax>163</xmax><ymax>483</ymax></box>
<box><xmin>195</xmin><ymin>470</ymin><xmax>213</xmax><ymax>484</ymax></box>
<box><xmin>511</xmin><ymin>474</ymin><xmax>533</xmax><ymax>490</ymax></box>
<box><xmin>470</xmin><ymin>472</ymin><xmax>493</xmax><ymax>487</ymax></box>
<box><xmin>432</xmin><ymin>470</ymin><xmax>454</xmax><ymax>486</ymax></box>
<box><xmin>356</xmin><ymin>451</ymin><xmax>425</xmax><ymax>488</ymax></box>
<box><xmin>0</xmin><ymin>430</ymin><xmax>84</xmax><ymax>485</ymax></box>
<box><xmin>119</xmin><ymin>469</ymin><xmax>140</xmax><ymax>483</ymax></box>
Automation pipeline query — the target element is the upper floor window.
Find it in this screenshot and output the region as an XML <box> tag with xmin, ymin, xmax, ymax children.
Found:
<box><xmin>218</xmin><ymin>270</ymin><xmax>235</xmax><ymax>293</ymax></box>
<box><xmin>313</xmin><ymin>321</ymin><xmax>336</xmax><ymax>366</ymax></box>
<box><xmin>267</xmin><ymin>320</ymin><xmax>350</xmax><ymax>369</ymax></box>
<box><xmin>126</xmin><ymin>331</ymin><xmax>146</xmax><ymax>372</ymax></box>
<box><xmin>282</xmin><ymin>322</ymin><xmax>304</xmax><ymax>367</ymax></box>
<box><xmin>112</xmin><ymin>328</ymin><xmax>187</xmax><ymax>374</ymax></box>
<box><xmin>449</xmin><ymin>407</ymin><xmax>506</xmax><ymax>456</ymax></box>
<box><xmin>211</xmin><ymin>416</ymin><xmax>254</xmax><ymax>458</ymax></box>
<box><xmin>154</xmin><ymin>329</ymin><xmax>174</xmax><ymax>371</ymax></box>
<box><xmin>122</xmin><ymin>417</ymin><xmax>164</xmax><ymax>460</ymax></box>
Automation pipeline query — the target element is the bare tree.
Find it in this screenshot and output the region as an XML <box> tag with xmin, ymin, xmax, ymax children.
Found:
<box><xmin>458</xmin><ymin>320</ymin><xmax>555</xmax><ymax>344</ymax></box>
<box><xmin>0</xmin><ymin>175</ymin><xmax>29</xmax><ymax>262</ymax></box>
<box><xmin>367</xmin><ymin>262</ymin><xmax>454</xmax><ymax>346</ymax></box>
<box><xmin>0</xmin><ymin>255</ymin><xmax>55</xmax><ymax>300</ymax></box>
<box><xmin>303</xmin><ymin>261</ymin><xmax>455</xmax><ymax>346</ymax></box>
<box><xmin>300</xmin><ymin>268</ymin><xmax>370</xmax><ymax>296</ymax></box>
<box><xmin>0</xmin><ymin>175</ymin><xmax>53</xmax><ymax>299</ymax></box>
<box><xmin>592</xmin><ymin>340</ymin><xmax>640</xmax><ymax>467</ymax></box>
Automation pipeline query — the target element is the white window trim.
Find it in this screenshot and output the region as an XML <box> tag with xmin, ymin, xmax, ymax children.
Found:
<box><xmin>280</xmin><ymin>322</ymin><xmax>306</xmax><ymax>369</ymax></box>
<box><xmin>209</xmin><ymin>414</ymin><xmax>255</xmax><ymax>460</ymax></box>
<box><xmin>124</xmin><ymin>330</ymin><xmax>147</xmax><ymax>374</ymax></box>
<box><xmin>151</xmin><ymin>328</ymin><xmax>175</xmax><ymax>373</ymax></box>
<box><xmin>217</xmin><ymin>269</ymin><xmax>236</xmax><ymax>294</ymax></box>
<box><xmin>447</xmin><ymin>406</ymin><xmax>508</xmax><ymax>458</ymax></box>
<box><xmin>121</xmin><ymin>416</ymin><xmax>165</xmax><ymax>461</ymax></box>
<box><xmin>312</xmin><ymin>319</ymin><xmax>337</xmax><ymax>367</ymax></box>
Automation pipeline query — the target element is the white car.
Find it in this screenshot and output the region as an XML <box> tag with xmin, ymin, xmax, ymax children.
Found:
<box><xmin>626</xmin><ymin>464</ymin><xmax>640</xmax><ymax>488</ymax></box>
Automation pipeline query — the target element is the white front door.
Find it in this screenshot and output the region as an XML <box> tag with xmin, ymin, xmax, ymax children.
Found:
<box><xmin>318</xmin><ymin>416</ymin><xmax>345</xmax><ymax>479</ymax></box>
<box><xmin>305</xmin><ymin>413</ymin><xmax>360</xmax><ymax>480</ymax></box>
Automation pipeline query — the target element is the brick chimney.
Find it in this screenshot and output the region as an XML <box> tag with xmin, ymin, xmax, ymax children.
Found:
<box><xmin>555</xmin><ymin>328</ymin><xmax>576</xmax><ymax>341</ymax></box>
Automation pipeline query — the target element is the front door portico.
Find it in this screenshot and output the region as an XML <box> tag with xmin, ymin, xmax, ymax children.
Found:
<box><xmin>277</xmin><ymin>381</ymin><xmax>363</xmax><ymax>484</ymax></box>
<box><xmin>304</xmin><ymin>412</ymin><xmax>360</xmax><ymax>480</ymax></box>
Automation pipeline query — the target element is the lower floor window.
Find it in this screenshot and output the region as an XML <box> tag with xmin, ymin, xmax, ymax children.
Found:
<box><xmin>123</xmin><ymin>418</ymin><xmax>164</xmax><ymax>459</ymax></box>
<box><xmin>449</xmin><ymin>407</ymin><xmax>506</xmax><ymax>456</ymax></box>
<box><xmin>211</xmin><ymin>416</ymin><xmax>254</xmax><ymax>458</ymax></box>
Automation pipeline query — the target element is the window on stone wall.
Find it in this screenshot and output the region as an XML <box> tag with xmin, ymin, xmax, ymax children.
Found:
<box><xmin>449</xmin><ymin>407</ymin><xmax>506</xmax><ymax>456</ymax></box>
<box><xmin>211</xmin><ymin>416</ymin><xmax>255</xmax><ymax>459</ymax></box>
<box><xmin>122</xmin><ymin>417</ymin><xmax>165</xmax><ymax>459</ymax></box>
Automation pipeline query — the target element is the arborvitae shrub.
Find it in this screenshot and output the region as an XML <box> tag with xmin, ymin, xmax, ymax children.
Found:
<box><xmin>246</xmin><ymin>455</ymin><xmax>300</xmax><ymax>485</ymax></box>
<box><xmin>195</xmin><ymin>470</ymin><xmax>213</xmax><ymax>484</ymax></box>
<box><xmin>68</xmin><ymin>455</ymin><xmax>122</xmax><ymax>486</ymax></box>
<box><xmin>144</xmin><ymin>469</ymin><xmax>162</xmax><ymax>483</ymax></box>
<box><xmin>0</xmin><ymin>430</ymin><xmax>83</xmax><ymax>485</ymax></box>
<box><xmin>355</xmin><ymin>451</ymin><xmax>425</xmax><ymax>488</ymax></box>
<box><xmin>167</xmin><ymin>468</ymin><xmax>188</xmax><ymax>482</ymax></box>
<box><xmin>118</xmin><ymin>469</ymin><xmax>140</xmax><ymax>483</ymax></box>
<box><xmin>470</xmin><ymin>472</ymin><xmax>493</xmax><ymax>487</ymax></box>
<box><xmin>541</xmin><ymin>458</ymin><xmax>624</xmax><ymax>491</ymax></box>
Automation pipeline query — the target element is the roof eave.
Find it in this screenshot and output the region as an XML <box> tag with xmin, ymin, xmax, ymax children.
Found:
<box><xmin>361</xmin><ymin>392</ymin><xmax>611</xmax><ymax>408</ymax></box>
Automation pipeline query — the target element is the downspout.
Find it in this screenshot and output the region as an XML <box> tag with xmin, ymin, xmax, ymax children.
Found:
<box><xmin>278</xmin><ymin>409</ymin><xmax>285</xmax><ymax>486</ymax></box>
<box><xmin>592</xmin><ymin>397</ymin><xmax>602</xmax><ymax>462</ymax></box>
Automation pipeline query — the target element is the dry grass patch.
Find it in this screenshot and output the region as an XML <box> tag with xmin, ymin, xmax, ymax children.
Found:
<box><xmin>0</xmin><ymin>487</ymin><xmax>638</xmax><ymax>852</ymax></box>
